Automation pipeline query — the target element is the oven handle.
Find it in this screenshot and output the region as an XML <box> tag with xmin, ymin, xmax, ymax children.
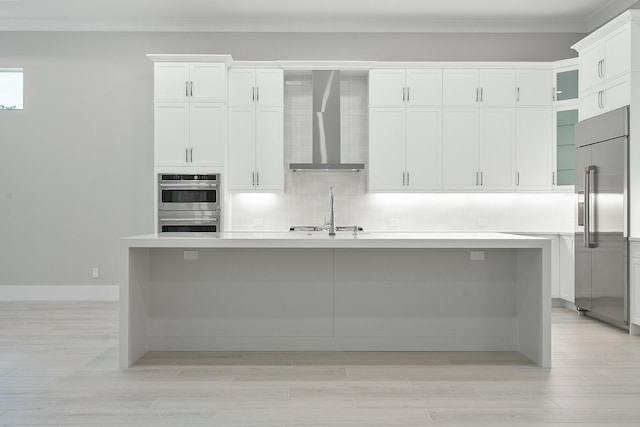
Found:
<box><xmin>159</xmin><ymin>183</ymin><xmax>218</xmax><ymax>188</ymax></box>
<box><xmin>159</xmin><ymin>218</ymin><xmax>219</xmax><ymax>222</ymax></box>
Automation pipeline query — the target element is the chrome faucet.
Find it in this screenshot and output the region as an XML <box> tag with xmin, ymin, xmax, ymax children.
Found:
<box><xmin>329</xmin><ymin>186</ymin><xmax>336</xmax><ymax>236</ymax></box>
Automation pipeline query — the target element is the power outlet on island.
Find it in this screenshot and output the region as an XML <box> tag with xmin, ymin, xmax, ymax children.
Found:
<box><xmin>184</xmin><ymin>250</ymin><xmax>199</xmax><ymax>261</ymax></box>
<box><xmin>470</xmin><ymin>251</ymin><xmax>485</xmax><ymax>261</ymax></box>
<box><xmin>92</xmin><ymin>267</ymin><xmax>99</xmax><ymax>279</ymax></box>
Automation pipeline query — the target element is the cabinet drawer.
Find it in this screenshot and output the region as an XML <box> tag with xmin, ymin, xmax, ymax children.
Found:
<box><xmin>579</xmin><ymin>74</ymin><xmax>630</xmax><ymax>121</ymax></box>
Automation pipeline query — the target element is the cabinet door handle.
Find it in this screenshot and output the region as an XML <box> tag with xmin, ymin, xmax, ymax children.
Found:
<box><xmin>476</xmin><ymin>88</ymin><xmax>479</xmax><ymax>102</ymax></box>
<box><xmin>601</xmin><ymin>59</ymin><xmax>605</xmax><ymax>78</ymax></box>
<box><xmin>552</xmin><ymin>86</ymin><xmax>556</xmax><ymax>102</ymax></box>
<box><xmin>402</xmin><ymin>172</ymin><xmax>406</xmax><ymax>186</ymax></box>
<box><xmin>475</xmin><ymin>171</ymin><xmax>479</xmax><ymax>186</ymax></box>
<box><xmin>189</xmin><ymin>147</ymin><xmax>193</xmax><ymax>163</ymax></box>
<box><xmin>190</xmin><ymin>81</ymin><xmax>193</xmax><ymax>97</ymax></box>
<box><xmin>186</xmin><ymin>81</ymin><xmax>189</xmax><ymax>97</ymax></box>
<box><xmin>256</xmin><ymin>171</ymin><xmax>259</xmax><ymax>186</ymax></box>
<box><xmin>480</xmin><ymin>87</ymin><xmax>484</xmax><ymax>102</ymax></box>
<box><xmin>252</xmin><ymin>87</ymin><xmax>255</xmax><ymax>101</ymax></box>
<box><xmin>516</xmin><ymin>171</ymin><xmax>520</xmax><ymax>186</ymax></box>
<box><xmin>252</xmin><ymin>171</ymin><xmax>255</xmax><ymax>186</ymax></box>
<box><xmin>552</xmin><ymin>171</ymin><xmax>556</xmax><ymax>186</ymax></box>
<box><xmin>256</xmin><ymin>86</ymin><xmax>259</xmax><ymax>102</ymax></box>
<box><xmin>185</xmin><ymin>148</ymin><xmax>189</xmax><ymax>163</ymax></box>
<box><xmin>407</xmin><ymin>87</ymin><xmax>410</xmax><ymax>102</ymax></box>
<box><xmin>407</xmin><ymin>171</ymin><xmax>410</xmax><ymax>186</ymax></box>
<box><xmin>480</xmin><ymin>171</ymin><xmax>483</xmax><ymax>186</ymax></box>
<box><xmin>517</xmin><ymin>87</ymin><xmax>520</xmax><ymax>102</ymax></box>
<box><xmin>402</xmin><ymin>87</ymin><xmax>406</xmax><ymax>102</ymax></box>
<box><xmin>601</xmin><ymin>90</ymin><xmax>606</xmax><ymax>109</ymax></box>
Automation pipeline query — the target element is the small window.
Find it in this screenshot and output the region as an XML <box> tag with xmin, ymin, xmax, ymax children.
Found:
<box><xmin>0</xmin><ymin>69</ymin><xmax>23</xmax><ymax>110</ymax></box>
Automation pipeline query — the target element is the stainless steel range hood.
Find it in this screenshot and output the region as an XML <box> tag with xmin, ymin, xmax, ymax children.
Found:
<box><xmin>289</xmin><ymin>70</ymin><xmax>364</xmax><ymax>172</ymax></box>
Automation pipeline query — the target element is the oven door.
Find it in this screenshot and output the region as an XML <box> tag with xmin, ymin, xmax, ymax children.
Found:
<box><xmin>158</xmin><ymin>211</ymin><xmax>221</xmax><ymax>233</ymax></box>
<box><xmin>158</xmin><ymin>182</ymin><xmax>220</xmax><ymax>211</ymax></box>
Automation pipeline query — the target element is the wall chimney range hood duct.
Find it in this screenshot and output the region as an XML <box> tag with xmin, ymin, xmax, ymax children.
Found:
<box><xmin>290</xmin><ymin>70</ymin><xmax>364</xmax><ymax>172</ymax></box>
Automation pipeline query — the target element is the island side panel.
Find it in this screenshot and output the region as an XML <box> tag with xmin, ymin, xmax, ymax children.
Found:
<box><xmin>120</xmin><ymin>246</ymin><xmax>151</xmax><ymax>368</ymax></box>
<box><xmin>516</xmin><ymin>246</ymin><xmax>551</xmax><ymax>368</ymax></box>
<box><xmin>146</xmin><ymin>248</ymin><xmax>334</xmax><ymax>350</ymax></box>
<box><xmin>333</xmin><ymin>248</ymin><xmax>519</xmax><ymax>351</ymax></box>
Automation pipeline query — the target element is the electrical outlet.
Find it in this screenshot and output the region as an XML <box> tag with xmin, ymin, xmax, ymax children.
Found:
<box><xmin>184</xmin><ymin>250</ymin><xmax>198</xmax><ymax>260</ymax></box>
<box><xmin>253</xmin><ymin>218</ymin><xmax>264</xmax><ymax>226</ymax></box>
<box><xmin>470</xmin><ymin>251</ymin><xmax>485</xmax><ymax>261</ymax></box>
<box><xmin>92</xmin><ymin>267</ymin><xmax>99</xmax><ymax>279</ymax></box>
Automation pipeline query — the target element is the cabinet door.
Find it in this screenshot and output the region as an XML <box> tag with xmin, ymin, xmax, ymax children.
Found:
<box><xmin>515</xmin><ymin>108</ymin><xmax>552</xmax><ymax>190</ymax></box>
<box><xmin>600</xmin><ymin>74</ymin><xmax>630</xmax><ymax>114</ymax></box>
<box><xmin>255</xmin><ymin>107</ymin><xmax>284</xmax><ymax>191</ymax></box>
<box><xmin>554</xmin><ymin>108</ymin><xmax>579</xmax><ymax>187</ymax></box>
<box><xmin>603</xmin><ymin>25</ymin><xmax>630</xmax><ymax>82</ymax></box>
<box><xmin>189</xmin><ymin>103</ymin><xmax>226</xmax><ymax>168</ymax></box>
<box><xmin>442</xmin><ymin>108</ymin><xmax>478</xmax><ymax>190</ymax></box>
<box><xmin>255</xmin><ymin>69</ymin><xmax>284</xmax><ymax>107</ymax></box>
<box><xmin>560</xmin><ymin>236</ymin><xmax>575</xmax><ymax>303</ymax></box>
<box><xmin>368</xmin><ymin>108</ymin><xmax>406</xmax><ymax>191</ymax></box>
<box><xmin>369</xmin><ymin>69</ymin><xmax>406</xmax><ymax>107</ymax></box>
<box><xmin>405</xmin><ymin>108</ymin><xmax>442</xmax><ymax>190</ymax></box>
<box><xmin>632</xmin><ymin>245</ymin><xmax>640</xmax><ymax>326</ymax></box>
<box><xmin>479</xmin><ymin>69</ymin><xmax>515</xmax><ymax>106</ymax></box>
<box><xmin>579</xmin><ymin>41</ymin><xmax>605</xmax><ymax>92</ymax></box>
<box><xmin>154</xmin><ymin>63</ymin><xmax>189</xmax><ymax>102</ymax></box>
<box><xmin>154</xmin><ymin>103</ymin><xmax>189</xmax><ymax>166</ymax></box>
<box><xmin>189</xmin><ymin>63</ymin><xmax>227</xmax><ymax>102</ymax></box>
<box><xmin>516</xmin><ymin>69</ymin><xmax>552</xmax><ymax>106</ymax></box>
<box><xmin>228</xmin><ymin>107</ymin><xmax>256</xmax><ymax>190</ymax></box>
<box><xmin>443</xmin><ymin>69</ymin><xmax>478</xmax><ymax>106</ymax></box>
<box><xmin>405</xmin><ymin>69</ymin><xmax>442</xmax><ymax>106</ymax></box>
<box><xmin>228</xmin><ymin>69</ymin><xmax>256</xmax><ymax>106</ymax></box>
<box><xmin>478</xmin><ymin>108</ymin><xmax>515</xmax><ymax>190</ymax></box>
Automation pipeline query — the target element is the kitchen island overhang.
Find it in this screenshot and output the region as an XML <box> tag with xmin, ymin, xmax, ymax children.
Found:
<box><xmin>120</xmin><ymin>232</ymin><xmax>551</xmax><ymax>368</ymax></box>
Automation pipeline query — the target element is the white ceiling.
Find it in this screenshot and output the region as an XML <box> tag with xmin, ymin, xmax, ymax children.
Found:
<box><xmin>0</xmin><ymin>0</ymin><xmax>638</xmax><ymax>33</ymax></box>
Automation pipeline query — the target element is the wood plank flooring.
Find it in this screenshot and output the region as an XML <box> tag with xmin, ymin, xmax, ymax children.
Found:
<box><xmin>1</xmin><ymin>303</ymin><xmax>640</xmax><ymax>426</ymax></box>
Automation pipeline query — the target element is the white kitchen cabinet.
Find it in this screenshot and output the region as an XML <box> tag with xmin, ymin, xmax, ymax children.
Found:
<box><xmin>154</xmin><ymin>102</ymin><xmax>226</xmax><ymax>168</ymax></box>
<box><xmin>631</xmin><ymin>243</ymin><xmax>640</xmax><ymax>327</ymax></box>
<box><xmin>559</xmin><ymin>235</ymin><xmax>575</xmax><ymax>303</ymax></box>
<box><xmin>228</xmin><ymin>106</ymin><xmax>283</xmax><ymax>191</ymax></box>
<box><xmin>154</xmin><ymin>62</ymin><xmax>227</xmax><ymax>103</ymax></box>
<box><xmin>369</xmin><ymin>68</ymin><xmax>442</xmax><ymax>107</ymax></box>
<box><xmin>579</xmin><ymin>74</ymin><xmax>630</xmax><ymax>121</ymax></box>
<box><xmin>578</xmin><ymin>24</ymin><xmax>631</xmax><ymax>92</ymax></box>
<box><xmin>369</xmin><ymin>107</ymin><xmax>442</xmax><ymax>191</ymax></box>
<box><xmin>515</xmin><ymin>108</ymin><xmax>553</xmax><ymax>190</ymax></box>
<box><xmin>443</xmin><ymin>69</ymin><xmax>515</xmax><ymax>106</ymax></box>
<box><xmin>228</xmin><ymin>68</ymin><xmax>284</xmax><ymax>107</ymax></box>
<box><xmin>442</xmin><ymin>107</ymin><xmax>514</xmax><ymax>190</ymax></box>
<box><xmin>516</xmin><ymin>69</ymin><xmax>553</xmax><ymax>106</ymax></box>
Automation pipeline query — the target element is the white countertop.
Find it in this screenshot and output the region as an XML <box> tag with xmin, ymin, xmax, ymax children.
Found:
<box><xmin>122</xmin><ymin>231</ymin><xmax>550</xmax><ymax>249</ymax></box>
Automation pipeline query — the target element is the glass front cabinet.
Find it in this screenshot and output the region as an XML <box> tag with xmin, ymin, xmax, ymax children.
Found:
<box><xmin>553</xmin><ymin>60</ymin><xmax>578</xmax><ymax>189</ymax></box>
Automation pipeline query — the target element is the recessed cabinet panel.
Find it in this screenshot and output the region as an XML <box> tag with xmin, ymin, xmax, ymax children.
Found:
<box><xmin>442</xmin><ymin>108</ymin><xmax>478</xmax><ymax>190</ymax></box>
<box><xmin>255</xmin><ymin>107</ymin><xmax>284</xmax><ymax>191</ymax></box>
<box><xmin>368</xmin><ymin>69</ymin><xmax>406</xmax><ymax>107</ymax></box>
<box><xmin>443</xmin><ymin>69</ymin><xmax>479</xmax><ymax>106</ymax></box>
<box><xmin>228</xmin><ymin>69</ymin><xmax>257</xmax><ymax>106</ymax></box>
<box><xmin>255</xmin><ymin>69</ymin><xmax>284</xmax><ymax>106</ymax></box>
<box><xmin>479</xmin><ymin>70</ymin><xmax>515</xmax><ymax>106</ymax></box>
<box><xmin>154</xmin><ymin>63</ymin><xmax>190</xmax><ymax>102</ymax></box>
<box><xmin>580</xmin><ymin>42</ymin><xmax>606</xmax><ymax>92</ymax></box>
<box><xmin>154</xmin><ymin>103</ymin><xmax>189</xmax><ymax>166</ymax></box>
<box><xmin>517</xmin><ymin>69</ymin><xmax>552</xmax><ymax>106</ymax></box>
<box><xmin>228</xmin><ymin>107</ymin><xmax>256</xmax><ymax>190</ymax></box>
<box><xmin>560</xmin><ymin>236</ymin><xmax>575</xmax><ymax>303</ymax></box>
<box><xmin>603</xmin><ymin>25</ymin><xmax>631</xmax><ymax>82</ymax></box>
<box><xmin>555</xmin><ymin>109</ymin><xmax>578</xmax><ymax>186</ymax></box>
<box><xmin>405</xmin><ymin>69</ymin><xmax>443</xmax><ymax>106</ymax></box>
<box><xmin>188</xmin><ymin>63</ymin><xmax>227</xmax><ymax>102</ymax></box>
<box><xmin>189</xmin><ymin>103</ymin><xmax>226</xmax><ymax>168</ymax></box>
<box><xmin>516</xmin><ymin>108</ymin><xmax>552</xmax><ymax>190</ymax></box>
<box><xmin>478</xmin><ymin>108</ymin><xmax>515</xmax><ymax>190</ymax></box>
<box><xmin>405</xmin><ymin>108</ymin><xmax>442</xmax><ymax>190</ymax></box>
<box><xmin>368</xmin><ymin>108</ymin><xmax>406</xmax><ymax>191</ymax></box>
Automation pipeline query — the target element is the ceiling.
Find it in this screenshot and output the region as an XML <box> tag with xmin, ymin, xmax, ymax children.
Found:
<box><xmin>0</xmin><ymin>0</ymin><xmax>638</xmax><ymax>33</ymax></box>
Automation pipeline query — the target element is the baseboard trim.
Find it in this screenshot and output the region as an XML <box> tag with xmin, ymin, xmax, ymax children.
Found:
<box><xmin>0</xmin><ymin>285</ymin><xmax>119</xmax><ymax>301</ymax></box>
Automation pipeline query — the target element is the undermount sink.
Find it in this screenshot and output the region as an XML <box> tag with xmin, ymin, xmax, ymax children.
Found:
<box><xmin>289</xmin><ymin>225</ymin><xmax>364</xmax><ymax>232</ymax></box>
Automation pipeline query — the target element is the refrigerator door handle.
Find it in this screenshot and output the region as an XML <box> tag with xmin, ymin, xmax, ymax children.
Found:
<box><xmin>584</xmin><ymin>165</ymin><xmax>597</xmax><ymax>248</ymax></box>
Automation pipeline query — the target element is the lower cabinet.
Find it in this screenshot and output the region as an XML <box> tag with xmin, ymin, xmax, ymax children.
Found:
<box><xmin>559</xmin><ymin>235</ymin><xmax>575</xmax><ymax>303</ymax></box>
<box><xmin>631</xmin><ymin>243</ymin><xmax>640</xmax><ymax>327</ymax></box>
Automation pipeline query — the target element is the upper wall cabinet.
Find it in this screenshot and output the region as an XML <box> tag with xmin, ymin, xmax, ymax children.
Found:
<box><xmin>516</xmin><ymin>69</ymin><xmax>553</xmax><ymax>106</ymax></box>
<box><xmin>578</xmin><ymin>24</ymin><xmax>630</xmax><ymax>93</ymax></box>
<box><xmin>228</xmin><ymin>69</ymin><xmax>284</xmax><ymax>107</ymax></box>
<box><xmin>369</xmin><ymin>69</ymin><xmax>442</xmax><ymax>107</ymax></box>
<box><xmin>443</xmin><ymin>69</ymin><xmax>515</xmax><ymax>106</ymax></box>
<box><xmin>154</xmin><ymin>63</ymin><xmax>227</xmax><ymax>103</ymax></box>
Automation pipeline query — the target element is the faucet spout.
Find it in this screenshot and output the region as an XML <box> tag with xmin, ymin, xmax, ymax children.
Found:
<box><xmin>329</xmin><ymin>187</ymin><xmax>336</xmax><ymax>236</ymax></box>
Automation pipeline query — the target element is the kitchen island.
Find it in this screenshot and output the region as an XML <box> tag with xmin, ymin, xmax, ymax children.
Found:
<box><xmin>120</xmin><ymin>232</ymin><xmax>551</xmax><ymax>368</ymax></box>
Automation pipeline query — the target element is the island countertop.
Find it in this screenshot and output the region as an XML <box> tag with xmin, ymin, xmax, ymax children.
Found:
<box><xmin>121</xmin><ymin>231</ymin><xmax>549</xmax><ymax>249</ymax></box>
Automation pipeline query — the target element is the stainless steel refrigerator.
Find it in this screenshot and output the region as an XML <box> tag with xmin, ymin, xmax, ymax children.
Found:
<box><xmin>575</xmin><ymin>106</ymin><xmax>629</xmax><ymax>330</ymax></box>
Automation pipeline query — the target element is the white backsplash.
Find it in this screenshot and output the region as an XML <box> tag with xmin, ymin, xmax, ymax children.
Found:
<box><xmin>228</xmin><ymin>73</ymin><xmax>575</xmax><ymax>233</ymax></box>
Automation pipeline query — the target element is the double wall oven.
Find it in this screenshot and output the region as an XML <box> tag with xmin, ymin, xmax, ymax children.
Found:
<box><xmin>157</xmin><ymin>174</ymin><xmax>221</xmax><ymax>233</ymax></box>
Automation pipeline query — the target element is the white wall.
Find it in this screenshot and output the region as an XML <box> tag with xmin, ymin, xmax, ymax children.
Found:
<box><xmin>0</xmin><ymin>31</ymin><xmax>584</xmax><ymax>288</ymax></box>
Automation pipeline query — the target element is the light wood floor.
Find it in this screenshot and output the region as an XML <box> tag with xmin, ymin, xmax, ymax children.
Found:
<box><xmin>1</xmin><ymin>304</ymin><xmax>640</xmax><ymax>426</ymax></box>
